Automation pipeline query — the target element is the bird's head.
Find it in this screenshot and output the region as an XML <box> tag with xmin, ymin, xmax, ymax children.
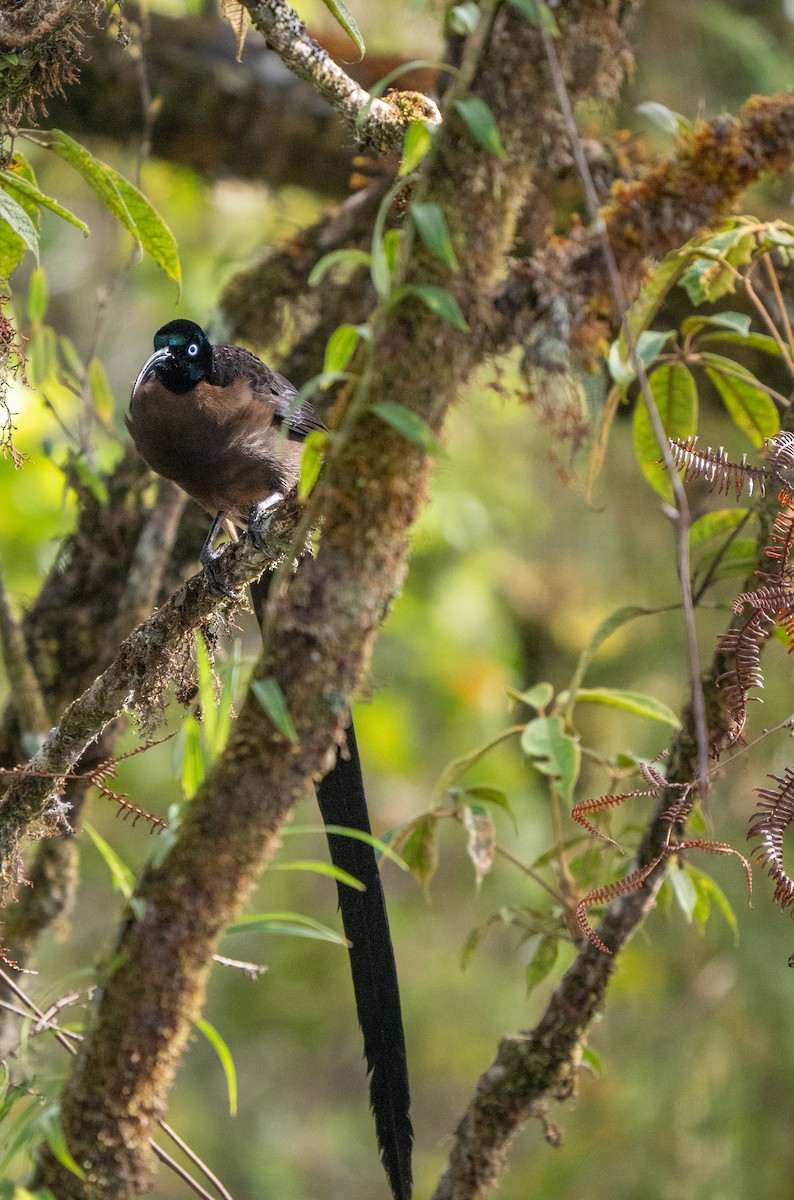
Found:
<box><xmin>140</xmin><ymin>319</ymin><xmax>213</xmax><ymax>394</ymax></box>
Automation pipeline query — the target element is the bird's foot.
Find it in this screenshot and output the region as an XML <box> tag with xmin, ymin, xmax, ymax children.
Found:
<box><xmin>199</xmin><ymin>547</ymin><xmax>239</xmax><ymax>599</ymax></box>
<box><xmin>247</xmin><ymin>493</ymin><xmax>284</xmax><ymax>557</ymax></box>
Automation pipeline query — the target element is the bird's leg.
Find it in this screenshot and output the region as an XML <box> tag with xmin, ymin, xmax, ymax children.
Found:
<box><xmin>199</xmin><ymin>510</ymin><xmax>237</xmax><ymax>598</ymax></box>
<box><xmin>247</xmin><ymin>492</ymin><xmax>284</xmax><ymax>557</ymax></box>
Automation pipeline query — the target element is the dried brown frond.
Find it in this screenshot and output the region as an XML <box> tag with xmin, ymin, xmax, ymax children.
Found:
<box><xmin>749</xmin><ymin>769</ymin><xmax>794</xmax><ymax>912</ymax></box>
<box><xmin>660</xmin><ymin>793</ymin><xmax>695</xmax><ymax>825</ymax></box>
<box><xmin>765</xmin><ymin>431</ymin><xmax>794</xmax><ymax>479</ymax></box>
<box><xmin>668</xmin><ymin>839</ymin><xmax>753</xmax><ymax>901</ymax></box>
<box><xmin>733</xmin><ymin>584</ymin><xmax>791</xmax><ymax>615</ymax></box>
<box><xmin>576</xmin><ymin>856</ymin><xmax>664</xmax><ymax>954</ymax></box>
<box><xmin>571</xmin><ymin>790</ymin><xmax>656</xmax><ymax>848</ymax></box>
<box><xmin>639</xmin><ymin>759</ymin><xmax>668</xmax><ymax>788</ymax></box>
<box><xmin>715</xmin><ymin>609</ymin><xmax>774</xmax><ymax>721</ymax></box>
<box><xmin>668</xmin><ymin>437</ymin><xmax>771</xmax><ymax>500</ymax></box>
<box><xmin>765</xmin><ymin>504</ymin><xmax>794</xmax><ymax>565</ymax></box>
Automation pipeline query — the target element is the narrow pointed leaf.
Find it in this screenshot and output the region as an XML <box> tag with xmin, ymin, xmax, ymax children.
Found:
<box><xmin>251</xmin><ymin>677</ymin><xmax>298</xmax><ymax>743</ymax></box>
<box><xmin>0</xmin><ymin>168</ymin><xmax>88</xmax><ymax>235</ymax></box>
<box><xmin>105</xmin><ymin>166</ymin><xmax>181</xmax><ymax>288</ymax></box>
<box><xmin>455</xmin><ymin>98</ymin><xmax>508</xmax><ymax>159</ymax></box>
<box><xmin>0</xmin><ymin>189</ymin><xmax>38</xmax><ymax>268</ymax></box>
<box><xmin>372</xmin><ymin>401</ymin><xmax>442</xmax><ymax>454</ymax></box>
<box><xmin>196</xmin><ymin>1018</ymin><xmax>238</xmax><ymax>1116</ymax></box>
<box><xmin>321</xmin><ymin>0</ymin><xmax>365</xmax><ymax>59</ymax></box>
<box><xmin>411</xmin><ymin>202</ymin><xmax>459</xmax><ymax>269</ymax></box>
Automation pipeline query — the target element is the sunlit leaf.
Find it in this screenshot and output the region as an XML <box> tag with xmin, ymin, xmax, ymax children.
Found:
<box><xmin>88</xmin><ymin>357</ymin><xmax>115</xmax><ymax>422</ymax></box>
<box><xmin>509</xmin><ymin>681</ymin><xmax>554</xmax><ymax>711</ymax></box>
<box><xmin>632</xmin><ymin>363</ymin><xmax>698</xmax><ymax>498</ymax></box>
<box><xmin>400</xmin><ymin>119</ymin><xmax>434</xmax><ymax>176</ymax></box>
<box><xmin>685</xmin><ymin>865</ymin><xmax>740</xmax><ymax>942</ymax></box>
<box><xmin>701</xmin><ymin>353</ymin><xmax>779</xmax><ymax>447</ymax></box>
<box><xmin>635</xmin><ymin>100</ymin><xmax>692</xmax><ymax>135</ymax></box>
<box><xmin>668</xmin><ymin>866</ymin><xmax>697</xmax><ymax>922</ymax></box>
<box><xmin>681</xmin><ymin>311</ymin><xmax>751</xmax><ymax>336</ymax></box>
<box><xmin>105</xmin><ymin>166</ymin><xmax>181</xmax><ymax>289</ymax></box>
<box><xmin>323</xmin><ymin>323</ymin><xmax>362</xmax><ymax>374</ymax></box>
<box><xmin>298</xmin><ymin>430</ymin><xmax>328</xmax><ymax>501</ymax></box>
<box><xmin>284</xmin><ymin>823</ymin><xmax>409</xmax><ymax>870</ymax></box>
<box><xmin>0</xmin><ymin>188</ymin><xmax>38</xmax><ymax>273</ymax></box>
<box><xmin>36</xmin><ymin>1107</ymin><xmax>85</xmax><ymax>1180</ymax></box>
<box><xmin>0</xmin><ymin>168</ymin><xmax>89</xmax><ymax>235</ymax></box>
<box><xmin>321</xmin><ymin>0</ymin><xmax>364</xmax><ymax>59</ymax></box>
<box><xmin>26</xmin><ymin>267</ymin><xmax>47</xmax><ymax>323</ymax></box>
<box><xmin>689</xmin><ymin>508</ymin><xmax>750</xmax><ymax>549</ymax></box>
<box><xmin>83</xmin><ymin>821</ymin><xmax>135</xmax><ymax>901</ymax></box>
<box><xmin>560</xmin><ymin>687</ymin><xmax>681</xmax><ymax>728</ymax></box>
<box><xmin>196</xmin><ymin>1018</ymin><xmax>238</xmax><ymax>1116</ymax></box>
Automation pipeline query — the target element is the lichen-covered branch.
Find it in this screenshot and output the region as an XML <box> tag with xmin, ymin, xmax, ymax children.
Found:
<box><xmin>0</xmin><ymin>496</ymin><xmax>303</xmax><ymax>901</ymax></box>
<box><xmin>242</xmin><ymin>0</ymin><xmax>440</xmax><ymax>154</ymax></box>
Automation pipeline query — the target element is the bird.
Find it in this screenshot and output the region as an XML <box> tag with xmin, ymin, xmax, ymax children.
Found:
<box><xmin>128</xmin><ymin>319</ymin><xmax>413</xmax><ymax>1200</ymax></box>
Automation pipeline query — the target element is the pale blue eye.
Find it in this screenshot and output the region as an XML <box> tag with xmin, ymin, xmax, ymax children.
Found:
<box><xmin>187</xmin><ymin>343</ymin><xmax>199</xmax><ymax>357</ymax></box>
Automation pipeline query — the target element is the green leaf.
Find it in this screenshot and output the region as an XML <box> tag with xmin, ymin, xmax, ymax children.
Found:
<box><xmin>668</xmin><ymin>866</ymin><xmax>697</xmax><ymax>923</ymax></box>
<box><xmin>298</xmin><ymin>429</ymin><xmax>328</xmax><ymax>501</ymax></box>
<box><xmin>411</xmin><ymin>202</ymin><xmax>459</xmax><ymax>269</ymax></box>
<box><xmin>561</xmin><ymin>687</ymin><xmax>681</xmax><ymax>728</ymax></box>
<box><xmin>525</xmin><ymin>935</ymin><xmax>558</xmax><ymax>994</ymax></box>
<box><xmin>308</xmin><ymin>248</ymin><xmax>371</xmax><ymax>287</ymax></box>
<box><xmin>701</xmin><ymin>353</ymin><xmax>780</xmax><ymax>447</ymax></box>
<box><xmin>685</xmin><ymin>865</ymin><xmax>740</xmax><ymax>942</ymax></box>
<box><xmin>26</xmin><ymin>267</ymin><xmax>47</xmax><ymax>323</ymax></box>
<box><xmin>88</xmin><ymin>357</ymin><xmax>115</xmax><ymax>422</ymax></box>
<box><xmin>508</xmin><ymin>681</ymin><xmax>554</xmax><ymax>711</ymax></box>
<box><xmin>284</xmin><ymin>823</ymin><xmax>409</xmax><ymax>871</ymax></box>
<box><xmin>181</xmin><ymin>715</ymin><xmax>205</xmax><ymax>800</ymax></box>
<box><xmin>251</xmin><ymin>677</ymin><xmax>298</xmax><ymax>743</ymax></box>
<box><xmin>400</xmin><ymin>119</ymin><xmax>434</xmax><ymax>176</ymax></box>
<box><xmin>520</xmin><ymin>716</ymin><xmax>580</xmax><ymax>803</ymax></box>
<box><xmin>45</xmin><ymin>130</ymin><xmax>137</xmax><ymax>235</ymax></box>
<box><xmin>320</xmin><ymin>0</ymin><xmax>364</xmax><ymax>59</ymax></box>
<box><xmin>271</xmin><ymin>859</ymin><xmax>366</xmax><ymax>890</ymax></box>
<box><xmin>0</xmin><ymin>168</ymin><xmax>89</xmax><ymax>235</ymax></box>
<box><xmin>689</xmin><ymin>508</ymin><xmax>750</xmax><ymax>549</ymax></box>
<box><xmin>391</xmin><ymin>283</ymin><xmax>469</xmax><ymax>331</ymax></box>
<box><xmin>581</xmin><ymin>1045</ymin><xmax>603</xmax><ymax>1073</ymax></box>
<box><xmin>455</xmin><ymin>98</ymin><xmax>508</xmax><ymax>160</ymax></box>
<box><xmin>372</xmin><ymin>401</ymin><xmax>442</xmax><ymax>454</ymax></box>
<box><xmin>613</xmin><ymin>253</ymin><xmax>688</xmax><ymax>380</ymax></box>
<box><xmin>37</xmin><ymin>1107</ymin><xmax>85</xmax><ymax>1180</ymax></box>
<box><xmin>194</xmin><ymin>631</ymin><xmax>217</xmax><ymax>750</ymax></box>
<box><xmin>0</xmin><ymin>188</ymin><xmax>39</xmax><ymax>271</ymax></box>
<box><xmin>446</xmin><ymin>3</ymin><xmax>480</xmax><ymax>36</ymax></box>
<box><xmin>635</xmin><ymin>100</ymin><xmax>692</xmax><ymax>135</ymax></box>
<box><xmin>323</xmin><ymin>323</ymin><xmax>362</xmax><ymax>374</ymax></box>
<box><xmin>227</xmin><ymin>911</ymin><xmax>349</xmax><ymax>945</ymax></box>
<box><xmin>506</xmin><ymin>0</ymin><xmax>559</xmax><ymax>31</ymax></box>
<box><xmin>371</xmin><ymin>176</ymin><xmax>411</xmax><ymax>299</ymax></box>
<box><xmin>697</xmin><ymin>330</ymin><xmax>782</xmax><ymax>354</ymax></box>
<box><xmin>681</xmin><ymin>311</ymin><xmax>751</xmax><ymax>336</ymax></box>
<box><xmin>632</xmin><ymin>363</ymin><xmax>698</xmax><ymax>498</ymax></box>
<box><xmin>196</xmin><ymin>1018</ymin><xmax>238</xmax><ymax>1116</ymax></box>
<box><xmin>83</xmin><ymin>821</ymin><xmax>135</xmax><ymax>901</ymax></box>
<box><xmin>105</xmin><ymin>166</ymin><xmax>181</xmax><ymax>288</ymax></box>
<box><xmin>459</xmin><ymin>786</ymin><xmax>515</xmax><ymax>824</ymax></box>
<box><xmin>393</xmin><ymin>813</ymin><xmax>440</xmax><ymax>889</ymax></box>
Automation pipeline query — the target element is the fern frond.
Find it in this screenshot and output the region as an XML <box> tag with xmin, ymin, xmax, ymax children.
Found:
<box><xmin>668</xmin><ymin>437</ymin><xmax>770</xmax><ymax>499</ymax></box>
<box><xmin>576</xmin><ymin>856</ymin><xmax>664</xmax><ymax>954</ymax></box>
<box><xmin>766</xmin><ymin>505</ymin><xmax>794</xmax><ymax>565</ymax></box>
<box><xmin>716</xmin><ymin>609</ymin><xmax>774</xmax><ymax>718</ymax></box>
<box><xmin>749</xmin><ymin>769</ymin><xmax>794</xmax><ymax>911</ymax></box>
<box><xmin>732</xmin><ymin>584</ymin><xmax>791</xmax><ymax>615</ymax></box>
<box><xmin>571</xmin><ymin>790</ymin><xmax>656</xmax><ymax>848</ymax></box>
<box><xmin>668</xmin><ymin>839</ymin><xmax>753</xmax><ymax>900</ymax></box>
<box><xmin>639</xmin><ymin>759</ymin><xmax>668</xmax><ymax>789</ymax></box>
<box><xmin>765</xmin><ymin>431</ymin><xmax>794</xmax><ymax>479</ymax></box>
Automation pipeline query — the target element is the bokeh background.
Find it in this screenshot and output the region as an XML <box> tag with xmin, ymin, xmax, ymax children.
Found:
<box><xmin>4</xmin><ymin>1</ymin><xmax>794</xmax><ymax>1197</ymax></box>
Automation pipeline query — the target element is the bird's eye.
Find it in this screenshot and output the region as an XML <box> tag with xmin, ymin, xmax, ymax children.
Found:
<box><xmin>187</xmin><ymin>342</ymin><xmax>199</xmax><ymax>357</ymax></box>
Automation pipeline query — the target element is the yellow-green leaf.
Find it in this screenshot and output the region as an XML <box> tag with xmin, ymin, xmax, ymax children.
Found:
<box><xmin>632</xmin><ymin>363</ymin><xmax>698</xmax><ymax>498</ymax></box>
<box><xmin>196</xmin><ymin>1017</ymin><xmax>238</xmax><ymax>1116</ymax></box>
<box><xmin>400</xmin><ymin>120</ymin><xmax>433</xmax><ymax>176</ymax></box>
<box><xmin>105</xmin><ymin>166</ymin><xmax>181</xmax><ymax>289</ymax></box>
<box><xmin>251</xmin><ymin>677</ymin><xmax>298</xmax><ymax>743</ymax></box>
<box><xmin>455</xmin><ymin>98</ymin><xmax>508</xmax><ymax>160</ymax></box>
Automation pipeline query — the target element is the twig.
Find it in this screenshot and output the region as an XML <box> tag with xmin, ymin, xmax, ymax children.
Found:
<box><xmin>537</xmin><ymin>16</ymin><xmax>710</xmax><ymax>795</ymax></box>
<box><xmin>242</xmin><ymin>0</ymin><xmax>440</xmax><ymax>153</ymax></box>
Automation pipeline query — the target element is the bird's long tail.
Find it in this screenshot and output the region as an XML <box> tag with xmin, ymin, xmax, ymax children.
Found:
<box><xmin>317</xmin><ymin>723</ymin><xmax>413</xmax><ymax>1200</ymax></box>
<box><xmin>250</xmin><ymin>573</ymin><xmax>412</xmax><ymax>1200</ymax></box>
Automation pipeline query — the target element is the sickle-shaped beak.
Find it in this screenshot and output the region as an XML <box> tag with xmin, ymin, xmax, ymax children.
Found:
<box><xmin>131</xmin><ymin>346</ymin><xmax>172</xmax><ymax>399</ymax></box>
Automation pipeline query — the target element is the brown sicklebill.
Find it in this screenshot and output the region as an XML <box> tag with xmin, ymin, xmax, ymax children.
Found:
<box><xmin>128</xmin><ymin>319</ymin><xmax>413</xmax><ymax>1200</ymax></box>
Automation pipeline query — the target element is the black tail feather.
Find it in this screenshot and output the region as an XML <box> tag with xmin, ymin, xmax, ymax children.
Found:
<box><xmin>317</xmin><ymin>723</ymin><xmax>413</xmax><ymax>1200</ymax></box>
<box><xmin>250</xmin><ymin>574</ymin><xmax>412</xmax><ymax>1200</ymax></box>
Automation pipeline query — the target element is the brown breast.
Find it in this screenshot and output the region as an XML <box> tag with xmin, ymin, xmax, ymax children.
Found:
<box><xmin>127</xmin><ymin>376</ymin><xmax>305</xmax><ymax>525</ymax></box>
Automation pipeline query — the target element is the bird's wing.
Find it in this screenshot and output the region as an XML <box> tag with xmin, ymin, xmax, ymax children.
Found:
<box><xmin>211</xmin><ymin>344</ymin><xmax>326</xmax><ymax>440</ymax></box>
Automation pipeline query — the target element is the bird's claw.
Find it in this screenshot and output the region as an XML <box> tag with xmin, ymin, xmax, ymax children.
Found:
<box><xmin>247</xmin><ymin>494</ymin><xmax>283</xmax><ymax>558</ymax></box>
<box><xmin>200</xmin><ymin>549</ymin><xmax>240</xmax><ymax>599</ymax></box>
